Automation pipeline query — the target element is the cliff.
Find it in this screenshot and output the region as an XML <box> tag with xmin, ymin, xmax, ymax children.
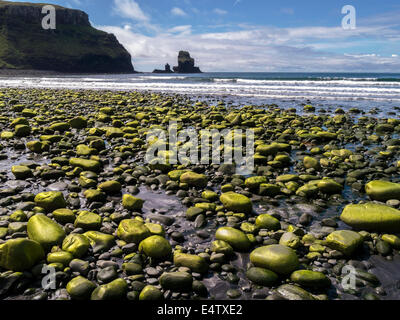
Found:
<box><xmin>0</xmin><ymin>1</ymin><xmax>135</xmax><ymax>73</ymax></box>
<box><xmin>173</xmin><ymin>51</ymin><xmax>202</xmax><ymax>73</ymax></box>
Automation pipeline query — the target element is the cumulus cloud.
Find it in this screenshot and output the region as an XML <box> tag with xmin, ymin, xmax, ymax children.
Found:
<box><xmin>97</xmin><ymin>23</ymin><xmax>400</xmax><ymax>72</ymax></box>
<box><xmin>171</xmin><ymin>7</ymin><xmax>187</xmax><ymax>17</ymax></box>
<box><xmin>113</xmin><ymin>0</ymin><xmax>149</xmax><ymax>22</ymax></box>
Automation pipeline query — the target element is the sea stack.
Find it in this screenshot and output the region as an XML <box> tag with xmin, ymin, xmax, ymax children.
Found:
<box><xmin>0</xmin><ymin>0</ymin><xmax>135</xmax><ymax>73</ymax></box>
<box><xmin>153</xmin><ymin>63</ymin><xmax>174</xmax><ymax>74</ymax></box>
<box><xmin>173</xmin><ymin>51</ymin><xmax>202</xmax><ymax>73</ymax></box>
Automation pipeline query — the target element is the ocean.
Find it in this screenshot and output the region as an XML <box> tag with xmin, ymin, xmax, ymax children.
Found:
<box><xmin>1</xmin><ymin>72</ymin><xmax>400</xmax><ymax>116</ymax></box>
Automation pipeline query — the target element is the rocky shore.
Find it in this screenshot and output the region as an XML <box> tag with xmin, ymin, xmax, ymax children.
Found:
<box><xmin>0</xmin><ymin>88</ymin><xmax>399</xmax><ymax>300</ymax></box>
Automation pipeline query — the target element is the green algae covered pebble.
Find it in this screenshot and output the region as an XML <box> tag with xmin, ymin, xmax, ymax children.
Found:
<box><xmin>250</xmin><ymin>244</ymin><xmax>299</xmax><ymax>275</ymax></box>
<box><xmin>117</xmin><ymin>219</ymin><xmax>150</xmax><ymax>243</ymax></box>
<box><xmin>255</xmin><ymin>214</ymin><xmax>280</xmax><ymax>231</ymax></box>
<box><xmin>98</xmin><ymin>180</ymin><xmax>122</xmax><ymax>194</ymax></box>
<box><xmin>340</xmin><ymin>203</ymin><xmax>400</xmax><ymax>233</ymax></box>
<box><xmin>173</xmin><ymin>252</ymin><xmax>208</xmax><ymax>273</ymax></box>
<box><xmin>159</xmin><ymin>272</ymin><xmax>193</xmax><ymax>292</ymax></box>
<box><xmin>62</xmin><ymin>233</ymin><xmax>90</xmax><ymax>258</ymax></box>
<box><xmin>47</xmin><ymin>251</ymin><xmax>74</xmax><ymax>266</ymax></box>
<box><xmin>290</xmin><ymin>270</ymin><xmax>331</xmax><ymax>288</ymax></box>
<box><xmin>180</xmin><ymin>171</ymin><xmax>208</xmax><ymax>188</ymax></box>
<box><xmin>122</xmin><ymin>194</ymin><xmax>144</xmax><ymax>211</ymax></box>
<box><xmin>279</xmin><ymin>232</ymin><xmax>301</xmax><ymax>249</ymax></box>
<box><xmin>84</xmin><ymin>231</ymin><xmax>115</xmax><ymax>253</ymax></box>
<box><xmin>69</xmin><ymin>158</ymin><xmax>101</xmax><ymax>173</ymax></box>
<box><xmin>220</xmin><ymin>192</ymin><xmax>252</xmax><ymax>214</ymax></box>
<box><xmin>0</xmin><ymin>238</ymin><xmax>44</xmax><ymax>271</ymax></box>
<box><xmin>34</xmin><ymin>191</ymin><xmax>66</xmax><ymax>212</ymax></box>
<box><xmin>246</xmin><ymin>267</ymin><xmax>279</xmax><ymax>286</ymax></box>
<box><xmin>91</xmin><ymin>278</ymin><xmax>128</xmax><ymax>300</ymax></box>
<box><xmin>139</xmin><ymin>235</ymin><xmax>172</xmax><ymax>259</ymax></box>
<box><xmin>276</xmin><ymin>284</ymin><xmax>315</xmax><ymax>300</ymax></box>
<box><xmin>215</xmin><ymin>227</ymin><xmax>251</xmax><ymax>252</ymax></box>
<box><xmin>211</xmin><ymin>240</ymin><xmax>234</xmax><ymax>256</ymax></box>
<box><xmin>52</xmin><ymin>209</ymin><xmax>76</xmax><ymax>224</ymax></box>
<box><xmin>11</xmin><ymin>165</ymin><xmax>33</xmax><ymax>179</ymax></box>
<box><xmin>74</xmin><ymin>211</ymin><xmax>102</xmax><ymax>231</ymax></box>
<box><xmin>325</xmin><ymin>230</ymin><xmax>363</xmax><ymax>256</ymax></box>
<box><xmin>67</xmin><ymin>276</ymin><xmax>96</xmax><ymax>300</ymax></box>
<box><xmin>365</xmin><ymin>180</ymin><xmax>400</xmax><ymax>201</ymax></box>
<box><xmin>245</xmin><ymin>176</ymin><xmax>268</xmax><ymax>190</ymax></box>
<box><xmin>139</xmin><ymin>285</ymin><xmax>163</xmax><ymax>300</ymax></box>
<box><xmin>27</xmin><ymin>214</ymin><xmax>66</xmax><ymax>250</ymax></box>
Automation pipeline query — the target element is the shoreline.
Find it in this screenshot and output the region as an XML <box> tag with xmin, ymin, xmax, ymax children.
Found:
<box><xmin>0</xmin><ymin>87</ymin><xmax>399</xmax><ymax>300</ymax></box>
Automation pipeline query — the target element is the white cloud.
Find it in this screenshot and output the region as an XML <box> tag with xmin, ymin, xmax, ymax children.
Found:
<box><xmin>171</xmin><ymin>7</ymin><xmax>187</xmax><ymax>17</ymax></box>
<box><xmin>213</xmin><ymin>8</ymin><xmax>227</xmax><ymax>15</ymax></box>
<box><xmin>113</xmin><ymin>0</ymin><xmax>149</xmax><ymax>22</ymax></box>
<box><xmin>97</xmin><ymin>23</ymin><xmax>400</xmax><ymax>72</ymax></box>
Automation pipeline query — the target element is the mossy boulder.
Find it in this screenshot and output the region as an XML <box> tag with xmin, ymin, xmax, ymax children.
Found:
<box><xmin>69</xmin><ymin>117</ymin><xmax>88</xmax><ymax>129</ymax></box>
<box><xmin>91</xmin><ymin>278</ymin><xmax>128</xmax><ymax>300</ymax></box>
<box><xmin>340</xmin><ymin>203</ymin><xmax>400</xmax><ymax>232</ymax></box>
<box><xmin>255</xmin><ymin>214</ymin><xmax>280</xmax><ymax>231</ymax></box>
<box><xmin>98</xmin><ymin>180</ymin><xmax>122</xmax><ymax>194</ymax></box>
<box><xmin>139</xmin><ymin>235</ymin><xmax>172</xmax><ymax>259</ymax></box>
<box><xmin>83</xmin><ymin>231</ymin><xmax>115</xmax><ymax>253</ymax></box>
<box><xmin>276</xmin><ymin>284</ymin><xmax>315</xmax><ymax>300</ymax></box>
<box><xmin>27</xmin><ymin>214</ymin><xmax>66</xmax><ymax>250</ymax></box>
<box><xmin>279</xmin><ymin>232</ymin><xmax>301</xmax><ymax>249</ymax></box>
<box><xmin>325</xmin><ymin>230</ymin><xmax>363</xmax><ymax>256</ymax></box>
<box><xmin>0</xmin><ymin>238</ymin><xmax>44</xmax><ymax>271</ymax></box>
<box><xmin>139</xmin><ymin>285</ymin><xmax>163</xmax><ymax>300</ymax></box>
<box><xmin>62</xmin><ymin>234</ymin><xmax>90</xmax><ymax>258</ymax></box>
<box><xmin>69</xmin><ymin>158</ymin><xmax>101</xmax><ymax>173</ymax></box>
<box><xmin>250</xmin><ymin>244</ymin><xmax>299</xmax><ymax>275</ymax></box>
<box><xmin>84</xmin><ymin>189</ymin><xmax>106</xmax><ymax>203</ymax></box>
<box><xmin>47</xmin><ymin>251</ymin><xmax>74</xmax><ymax>266</ymax></box>
<box><xmin>122</xmin><ymin>194</ymin><xmax>144</xmax><ymax>211</ymax></box>
<box><xmin>67</xmin><ymin>276</ymin><xmax>96</xmax><ymax>300</ymax></box>
<box><xmin>245</xmin><ymin>176</ymin><xmax>268</xmax><ymax>190</ymax></box>
<box><xmin>186</xmin><ymin>207</ymin><xmax>204</xmax><ymax>221</ymax></box>
<box><xmin>173</xmin><ymin>252</ymin><xmax>208</xmax><ymax>273</ymax></box>
<box><xmin>180</xmin><ymin>171</ymin><xmax>208</xmax><ymax>188</ymax></box>
<box><xmin>259</xmin><ymin>184</ymin><xmax>281</xmax><ymax>197</ymax></box>
<box><xmin>210</xmin><ymin>240</ymin><xmax>234</xmax><ymax>256</ymax></box>
<box><xmin>74</xmin><ymin>211</ymin><xmax>102</xmax><ymax>231</ymax></box>
<box><xmin>159</xmin><ymin>272</ymin><xmax>193</xmax><ymax>292</ymax></box>
<box><xmin>34</xmin><ymin>191</ymin><xmax>66</xmax><ymax>212</ymax></box>
<box><xmin>52</xmin><ymin>209</ymin><xmax>76</xmax><ymax>224</ymax></box>
<box><xmin>246</xmin><ymin>267</ymin><xmax>279</xmax><ymax>286</ymax></box>
<box><xmin>14</xmin><ymin>124</ymin><xmax>31</xmax><ymax>137</ymax></box>
<box><xmin>290</xmin><ymin>270</ymin><xmax>331</xmax><ymax>288</ymax></box>
<box><xmin>303</xmin><ymin>156</ymin><xmax>320</xmax><ymax>170</ymax></box>
<box><xmin>220</xmin><ymin>192</ymin><xmax>252</xmax><ymax>214</ymax></box>
<box><xmin>11</xmin><ymin>165</ymin><xmax>33</xmax><ymax>179</ymax></box>
<box><xmin>365</xmin><ymin>180</ymin><xmax>400</xmax><ymax>201</ymax></box>
<box><xmin>117</xmin><ymin>219</ymin><xmax>151</xmax><ymax>243</ymax></box>
<box><xmin>215</xmin><ymin>227</ymin><xmax>251</xmax><ymax>252</ymax></box>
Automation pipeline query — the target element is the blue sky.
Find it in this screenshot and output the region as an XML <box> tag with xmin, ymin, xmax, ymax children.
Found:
<box><xmin>7</xmin><ymin>0</ymin><xmax>400</xmax><ymax>72</ymax></box>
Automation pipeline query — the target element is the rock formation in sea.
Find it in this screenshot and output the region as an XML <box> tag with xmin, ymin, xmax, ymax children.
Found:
<box><xmin>153</xmin><ymin>63</ymin><xmax>174</xmax><ymax>74</ymax></box>
<box><xmin>0</xmin><ymin>0</ymin><xmax>135</xmax><ymax>73</ymax></box>
<box><xmin>173</xmin><ymin>51</ymin><xmax>202</xmax><ymax>73</ymax></box>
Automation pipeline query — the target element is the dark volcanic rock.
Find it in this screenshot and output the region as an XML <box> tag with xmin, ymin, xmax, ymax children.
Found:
<box><xmin>173</xmin><ymin>51</ymin><xmax>202</xmax><ymax>73</ymax></box>
<box><xmin>153</xmin><ymin>63</ymin><xmax>174</xmax><ymax>74</ymax></box>
<box><xmin>0</xmin><ymin>0</ymin><xmax>135</xmax><ymax>73</ymax></box>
